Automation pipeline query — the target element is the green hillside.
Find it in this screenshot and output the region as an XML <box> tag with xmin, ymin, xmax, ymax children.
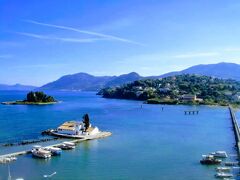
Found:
<box><xmin>99</xmin><ymin>74</ymin><xmax>240</xmax><ymax>106</ymax></box>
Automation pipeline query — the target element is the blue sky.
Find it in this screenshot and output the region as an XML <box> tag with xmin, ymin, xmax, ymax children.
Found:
<box><xmin>1</xmin><ymin>0</ymin><xmax>240</xmax><ymax>86</ymax></box>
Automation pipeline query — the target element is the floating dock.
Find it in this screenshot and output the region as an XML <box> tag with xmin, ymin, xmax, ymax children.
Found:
<box><xmin>0</xmin><ymin>131</ymin><xmax>112</xmax><ymax>160</ymax></box>
<box><xmin>229</xmin><ymin>106</ymin><xmax>240</xmax><ymax>156</ymax></box>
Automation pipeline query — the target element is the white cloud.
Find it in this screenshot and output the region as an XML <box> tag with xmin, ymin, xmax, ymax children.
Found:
<box><xmin>23</xmin><ymin>20</ymin><xmax>144</xmax><ymax>46</ymax></box>
<box><xmin>16</xmin><ymin>32</ymin><xmax>105</xmax><ymax>43</ymax></box>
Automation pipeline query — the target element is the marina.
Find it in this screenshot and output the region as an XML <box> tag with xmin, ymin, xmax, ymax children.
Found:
<box><xmin>0</xmin><ymin>131</ymin><xmax>111</xmax><ymax>161</ymax></box>
<box><xmin>195</xmin><ymin>106</ymin><xmax>240</xmax><ymax>179</ymax></box>
<box><xmin>197</xmin><ymin>107</ymin><xmax>240</xmax><ymax>179</ymax></box>
<box><xmin>0</xmin><ymin>112</ymin><xmax>111</xmax><ymax>162</ymax></box>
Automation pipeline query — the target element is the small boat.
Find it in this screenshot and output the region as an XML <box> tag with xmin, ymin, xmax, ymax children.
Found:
<box><xmin>211</xmin><ymin>151</ymin><xmax>228</xmax><ymax>158</ymax></box>
<box><xmin>58</xmin><ymin>142</ymin><xmax>75</xmax><ymax>150</ymax></box>
<box><xmin>44</xmin><ymin>147</ymin><xmax>62</xmax><ymax>156</ymax></box>
<box><xmin>10</xmin><ymin>157</ymin><xmax>17</xmax><ymax>161</ymax></box>
<box><xmin>200</xmin><ymin>155</ymin><xmax>221</xmax><ymax>165</ymax></box>
<box><xmin>0</xmin><ymin>156</ymin><xmax>17</xmax><ymax>164</ymax></box>
<box><xmin>63</xmin><ymin>142</ymin><xmax>75</xmax><ymax>147</ymax></box>
<box><xmin>216</xmin><ymin>167</ymin><xmax>231</xmax><ymax>172</ymax></box>
<box><xmin>58</xmin><ymin>144</ymin><xmax>74</xmax><ymax>150</ymax></box>
<box><xmin>215</xmin><ymin>172</ymin><xmax>233</xmax><ymax>178</ymax></box>
<box><xmin>31</xmin><ymin>145</ymin><xmax>51</xmax><ymax>159</ymax></box>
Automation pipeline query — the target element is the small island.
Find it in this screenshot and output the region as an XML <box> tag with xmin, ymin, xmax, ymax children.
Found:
<box><xmin>98</xmin><ymin>74</ymin><xmax>240</xmax><ymax>106</ymax></box>
<box><xmin>1</xmin><ymin>91</ymin><xmax>57</xmax><ymax>105</ymax></box>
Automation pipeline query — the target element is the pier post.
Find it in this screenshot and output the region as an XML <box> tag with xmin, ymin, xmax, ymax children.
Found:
<box><xmin>184</xmin><ymin>110</ymin><xmax>199</xmax><ymax>115</ymax></box>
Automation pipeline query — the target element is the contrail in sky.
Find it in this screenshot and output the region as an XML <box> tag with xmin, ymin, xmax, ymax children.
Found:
<box><xmin>23</xmin><ymin>20</ymin><xmax>144</xmax><ymax>46</ymax></box>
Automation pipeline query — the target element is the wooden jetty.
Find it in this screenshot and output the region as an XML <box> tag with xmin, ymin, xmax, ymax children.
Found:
<box><xmin>229</xmin><ymin>106</ymin><xmax>240</xmax><ymax>156</ymax></box>
<box><xmin>0</xmin><ymin>131</ymin><xmax>112</xmax><ymax>160</ymax></box>
<box><xmin>184</xmin><ymin>110</ymin><xmax>199</xmax><ymax>115</ymax></box>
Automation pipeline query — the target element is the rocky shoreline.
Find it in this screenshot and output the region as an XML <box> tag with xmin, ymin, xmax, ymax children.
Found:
<box><xmin>1</xmin><ymin>101</ymin><xmax>57</xmax><ymax>105</ymax></box>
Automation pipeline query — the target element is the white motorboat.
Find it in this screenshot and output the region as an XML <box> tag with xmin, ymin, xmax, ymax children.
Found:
<box><xmin>211</xmin><ymin>151</ymin><xmax>228</xmax><ymax>158</ymax></box>
<box><xmin>31</xmin><ymin>145</ymin><xmax>51</xmax><ymax>159</ymax></box>
<box><xmin>0</xmin><ymin>156</ymin><xmax>17</xmax><ymax>164</ymax></box>
<box><xmin>10</xmin><ymin>157</ymin><xmax>17</xmax><ymax>161</ymax></box>
<box><xmin>63</xmin><ymin>142</ymin><xmax>75</xmax><ymax>147</ymax></box>
<box><xmin>215</xmin><ymin>172</ymin><xmax>233</xmax><ymax>178</ymax></box>
<box><xmin>44</xmin><ymin>147</ymin><xmax>62</xmax><ymax>155</ymax></box>
<box><xmin>58</xmin><ymin>142</ymin><xmax>75</xmax><ymax>150</ymax></box>
<box><xmin>216</xmin><ymin>167</ymin><xmax>231</xmax><ymax>172</ymax></box>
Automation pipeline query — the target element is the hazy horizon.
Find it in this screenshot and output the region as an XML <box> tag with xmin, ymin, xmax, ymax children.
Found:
<box><xmin>0</xmin><ymin>61</ymin><xmax>239</xmax><ymax>87</ymax></box>
<box><xmin>1</xmin><ymin>0</ymin><xmax>240</xmax><ymax>86</ymax></box>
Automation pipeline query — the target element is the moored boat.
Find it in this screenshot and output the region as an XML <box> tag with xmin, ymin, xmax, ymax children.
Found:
<box><xmin>0</xmin><ymin>156</ymin><xmax>17</xmax><ymax>164</ymax></box>
<box><xmin>44</xmin><ymin>147</ymin><xmax>62</xmax><ymax>156</ymax></box>
<box><xmin>211</xmin><ymin>151</ymin><xmax>228</xmax><ymax>158</ymax></box>
<box><xmin>216</xmin><ymin>167</ymin><xmax>231</xmax><ymax>172</ymax></box>
<box><xmin>31</xmin><ymin>145</ymin><xmax>51</xmax><ymax>159</ymax></box>
<box><xmin>58</xmin><ymin>142</ymin><xmax>75</xmax><ymax>150</ymax></box>
<box><xmin>63</xmin><ymin>142</ymin><xmax>75</xmax><ymax>147</ymax></box>
<box><xmin>200</xmin><ymin>155</ymin><xmax>221</xmax><ymax>165</ymax></box>
<box><xmin>215</xmin><ymin>172</ymin><xmax>233</xmax><ymax>178</ymax></box>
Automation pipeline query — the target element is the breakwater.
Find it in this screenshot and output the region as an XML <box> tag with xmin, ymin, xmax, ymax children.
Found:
<box><xmin>229</xmin><ymin>106</ymin><xmax>240</xmax><ymax>156</ymax></box>
<box><xmin>1</xmin><ymin>137</ymin><xmax>59</xmax><ymax>147</ymax></box>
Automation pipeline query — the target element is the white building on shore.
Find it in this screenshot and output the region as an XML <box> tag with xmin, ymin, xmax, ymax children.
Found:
<box><xmin>181</xmin><ymin>94</ymin><xmax>203</xmax><ymax>102</ymax></box>
<box><xmin>56</xmin><ymin>119</ymin><xmax>99</xmax><ymax>136</ymax></box>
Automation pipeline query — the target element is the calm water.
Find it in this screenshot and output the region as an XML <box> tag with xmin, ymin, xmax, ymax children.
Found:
<box><xmin>0</xmin><ymin>91</ymin><xmax>238</xmax><ymax>180</ymax></box>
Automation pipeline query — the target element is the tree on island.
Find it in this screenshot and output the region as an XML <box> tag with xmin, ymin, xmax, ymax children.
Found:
<box><xmin>26</xmin><ymin>91</ymin><xmax>56</xmax><ymax>102</ymax></box>
<box><xmin>83</xmin><ymin>114</ymin><xmax>90</xmax><ymax>130</ymax></box>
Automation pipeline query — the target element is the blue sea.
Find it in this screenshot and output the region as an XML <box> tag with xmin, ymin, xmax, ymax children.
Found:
<box><xmin>0</xmin><ymin>91</ymin><xmax>238</xmax><ymax>180</ymax></box>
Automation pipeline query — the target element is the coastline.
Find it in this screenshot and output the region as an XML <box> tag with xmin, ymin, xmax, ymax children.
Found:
<box><xmin>1</xmin><ymin>101</ymin><xmax>58</xmax><ymax>105</ymax></box>
<box><xmin>102</xmin><ymin>96</ymin><xmax>239</xmax><ymax>107</ymax></box>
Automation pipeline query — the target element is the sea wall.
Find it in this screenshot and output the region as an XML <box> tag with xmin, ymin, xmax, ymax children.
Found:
<box><xmin>229</xmin><ymin>106</ymin><xmax>240</xmax><ymax>155</ymax></box>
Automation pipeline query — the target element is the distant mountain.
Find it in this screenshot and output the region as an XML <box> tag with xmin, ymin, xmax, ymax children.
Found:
<box><xmin>39</xmin><ymin>62</ymin><xmax>240</xmax><ymax>91</ymax></box>
<box><xmin>159</xmin><ymin>62</ymin><xmax>240</xmax><ymax>80</ymax></box>
<box><xmin>39</xmin><ymin>72</ymin><xmax>142</xmax><ymax>91</ymax></box>
<box><xmin>39</xmin><ymin>73</ymin><xmax>113</xmax><ymax>91</ymax></box>
<box><xmin>0</xmin><ymin>84</ymin><xmax>37</xmax><ymax>91</ymax></box>
<box><xmin>105</xmin><ymin>72</ymin><xmax>142</xmax><ymax>87</ymax></box>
